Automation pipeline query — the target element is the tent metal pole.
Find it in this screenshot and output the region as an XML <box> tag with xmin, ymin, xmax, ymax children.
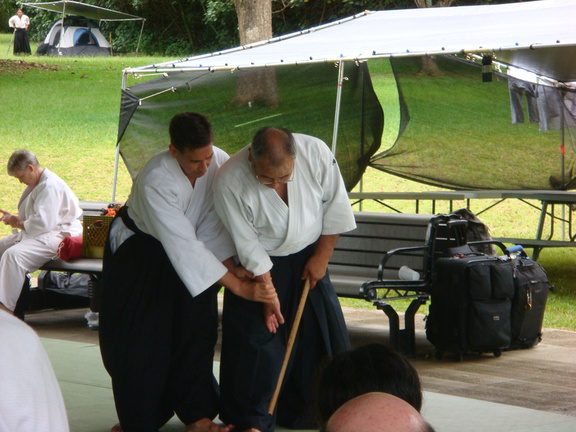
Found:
<box><xmin>58</xmin><ymin>3</ymin><xmax>66</xmax><ymax>56</ymax></box>
<box><xmin>561</xmin><ymin>101</ymin><xmax>565</xmax><ymax>185</ymax></box>
<box><xmin>136</xmin><ymin>19</ymin><xmax>145</xmax><ymax>53</ymax></box>
<box><xmin>561</xmin><ymin>97</ymin><xmax>566</xmax><ymax>240</ymax></box>
<box><xmin>331</xmin><ymin>61</ymin><xmax>345</xmax><ymax>155</ymax></box>
<box><xmin>111</xmin><ymin>143</ymin><xmax>120</xmax><ymax>202</ymax></box>
<box><xmin>111</xmin><ymin>72</ymin><xmax>129</xmax><ymax>201</ymax></box>
<box><xmin>6</xmin><ymin>29</ymin><xmax>15</xmax><ymax>56</ymax></box>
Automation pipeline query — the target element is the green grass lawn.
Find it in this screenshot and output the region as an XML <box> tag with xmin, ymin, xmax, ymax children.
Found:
<box><xmin>1</xmin><ymin>33</ymin><xmax>574</xmax><ymax>330</ymax></box>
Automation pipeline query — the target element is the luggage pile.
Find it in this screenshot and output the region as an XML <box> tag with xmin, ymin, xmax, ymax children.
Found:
<box><xmin>425</xmin><ymin>214</ymin><xmax>552</xmax><ymax>361</ymax></box>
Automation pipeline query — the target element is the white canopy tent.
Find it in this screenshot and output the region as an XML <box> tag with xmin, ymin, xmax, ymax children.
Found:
<box><xmin>115</xmin><ymin>0</ymin><xmax>576</xmax><ymax>199</ymax></box>
<box><xmin>23</xmin><ymin>0</ymin><xmax>145</xmax><ymax>55</ymax></box>
<box><xmin>124</xmin><ymin>0</ymin><xmax>576</xmax><ymax>81</ymax></box>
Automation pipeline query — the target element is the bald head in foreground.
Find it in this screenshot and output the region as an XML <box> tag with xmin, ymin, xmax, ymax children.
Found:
<box><xmin>324</xmin><ymin>392</ymin><xmax>435</xmax><ymax>432</ymax></box>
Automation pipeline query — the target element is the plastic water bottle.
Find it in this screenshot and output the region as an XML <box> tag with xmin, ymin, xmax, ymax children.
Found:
<box><xmin>398</xmin><ymin>266</ymin><xmax>420</xmax><ymax>281</ymax></box>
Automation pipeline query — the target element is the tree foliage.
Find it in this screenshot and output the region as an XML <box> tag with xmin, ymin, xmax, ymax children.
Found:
<box><xmin>2</xmin><ymin>0</ymin><xmax>525</xmax><ymax>56</ymax></box>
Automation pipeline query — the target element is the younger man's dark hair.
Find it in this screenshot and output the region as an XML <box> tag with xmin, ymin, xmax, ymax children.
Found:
<box><xmin>169</xmin><ymin>112</ymin><xmax>213</xmax><ymax>152</ymax></box>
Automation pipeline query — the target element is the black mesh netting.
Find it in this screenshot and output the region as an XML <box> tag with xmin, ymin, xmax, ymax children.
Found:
<box><xmin>118</xmin><ymin>61</ymin><xmax>384</xmax><ymax>191</ymax></box>
<box><xmin>371</xmin><ymin>55</ymin><xmax>576</xmax><ymax>190</ymax></box>
<box><xmin>118</xmin><ymin>55</ymin><xmax>576</xmax><ymax>192</ymax></box>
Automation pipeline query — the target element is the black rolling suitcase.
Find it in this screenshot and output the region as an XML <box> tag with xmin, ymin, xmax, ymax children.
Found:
<box><xmin>507</xmin><ymin>248</ymin><xmax>552</xmax><ymax>349</ymax></box>
<box><xmin>426</xmin><ymin>254</ymin><xmax>515</xmax><ymax>361</ymax></box>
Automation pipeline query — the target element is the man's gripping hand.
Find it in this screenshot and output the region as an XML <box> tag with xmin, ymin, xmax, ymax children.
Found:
<box><xmin>241</xmin><ymin>279</ymin><xmax>278</xmax><ymax>304</ymax></box>
<box><xmin>263</xmin><ymin>297</ymin><xmax>284</xmax><ymax>334</ymax></box>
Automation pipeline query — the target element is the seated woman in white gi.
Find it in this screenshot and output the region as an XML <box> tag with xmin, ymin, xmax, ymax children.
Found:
<box><xmin>0</xmin><ymin>150</ymin><xmax>82</xmax><ymax>317</ymax></box>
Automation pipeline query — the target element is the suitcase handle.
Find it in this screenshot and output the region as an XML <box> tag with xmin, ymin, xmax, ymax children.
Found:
<box><xmin>504</xmin><ymin>244</ymin><xmax>528</xmax><ymax>258</ymax></box>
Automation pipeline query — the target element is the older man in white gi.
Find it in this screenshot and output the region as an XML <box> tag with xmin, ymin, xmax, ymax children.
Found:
<box><xmin>0</xmin><ymin>149</ymin><xmax>82</xmax><ymax>317</ymax></box>
<box><xmin>213</xmin><ymin>127</ymin><xmax>356</xmax><ymax>432</ymax></box>
<box><xmin>100</xmin><ymin>112</ymin><xmax>277</xmax><ymax>432</ymax></box>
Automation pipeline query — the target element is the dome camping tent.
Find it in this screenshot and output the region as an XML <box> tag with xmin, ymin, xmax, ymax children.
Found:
<box><xmin>37</xmin><ymin>16</ymin><xmax>111</xmax><ymax>56</ymax></box>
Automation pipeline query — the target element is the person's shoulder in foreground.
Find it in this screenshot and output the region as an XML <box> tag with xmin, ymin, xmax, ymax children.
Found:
<box><xmin>322</xmin><ymin>392</ymin><xmax>435</xmax><ymax>432</ymax></box>
<box><xmin>0</xmin><ymin>309</ymin><xmax>70</xmax><ymax>432</ymax></box>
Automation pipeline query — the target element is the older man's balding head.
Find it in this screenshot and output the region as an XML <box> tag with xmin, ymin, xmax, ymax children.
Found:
<box><xmin>324</xmin><ymin>392</ymin><xmax>435</xmax><ymax>432</ymax></box>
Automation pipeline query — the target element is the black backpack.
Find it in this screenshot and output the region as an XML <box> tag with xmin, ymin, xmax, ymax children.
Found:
<box><xmin>453</xmin><ymin>208</ymin><xmax>496</xmax><ymax>256</ymax></box>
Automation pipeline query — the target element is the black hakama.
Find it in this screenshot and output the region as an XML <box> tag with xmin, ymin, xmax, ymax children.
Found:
<box><xmin>219</xmin><ymin>243</ymin><xmax>351</xmax><ymax>432</ymax></box>
<box><xmin>99</xmin><ymin>215</ymin><xmax>221</xmax><ymax>432</ymax></box>
<box><xmin>13</xmin><ymin>29</ymin><xmax>31</xmax><ymax>55</ymax></box>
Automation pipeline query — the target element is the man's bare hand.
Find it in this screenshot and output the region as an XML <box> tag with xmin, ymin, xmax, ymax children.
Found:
<box><xmin>301</xmin><ymin>234</ymin><xmax>338</xmax><ymax>289</ymax></box>
<box><xmin>301</xmin><ymin>254</ymin><xmax>328</xmax><ymax>289</ymax></box>
<box><xmin>237</xmin><ymin>280</ymin><xmax>277</xmax><ymax>304</ymax></box>
<box><xmin>262</xmin><ymin>297</ymin><xmax>284</xmax><ymax>333</ymax></box>
<box><xmin>231</xmin><ymin>264</ymin><xmax>254</xmax><ymax>281</ymax></box>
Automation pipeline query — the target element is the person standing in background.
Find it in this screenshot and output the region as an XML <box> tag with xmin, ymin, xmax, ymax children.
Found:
<box><xmin>9</xmin><ymin>9</ymin><xmax>31</xmax><ymax>55</ymax></box>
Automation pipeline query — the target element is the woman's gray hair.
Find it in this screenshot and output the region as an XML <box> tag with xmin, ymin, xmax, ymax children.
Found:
<box><xmin>7</xmin><ymin>149</ymin><xmax>40</xmax><ymax>175</ymax></box>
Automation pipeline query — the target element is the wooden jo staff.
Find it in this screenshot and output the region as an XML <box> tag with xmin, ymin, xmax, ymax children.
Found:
<box><xmin>268</xmin><ymin>277</ymin><xmax>311</xmax><ymax>415</ymax></box>
<box><xmin>6</xmin><ymin>30</ymin><xmax>15</xmax><ymax>56</ymax></box>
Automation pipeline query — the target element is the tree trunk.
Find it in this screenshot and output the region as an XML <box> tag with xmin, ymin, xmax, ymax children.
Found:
<box><xmin>232</xmin><ymin>0</ymin><xmax>279</xmax><ymax>107</ymax></box>
<box><xmin>413</xmin><ymin>0</ymin><xmax>454</xmax><ymax>76</ymax></box>
<box><xmin>418</xmin><ymin>55</ymin><xmax>444</xmax><ymax>76</ymax></box>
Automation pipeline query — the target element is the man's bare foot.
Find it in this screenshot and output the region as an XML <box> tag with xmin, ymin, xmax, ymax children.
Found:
<box><xmin>185</xmin><ymin>418</ymin><xmax>234</xmax><ymax>432</ymax></box>
<box><xmin>110</xmin><ymin>423</ymin><xmax>122</xmax><ymax>432</ymax></box>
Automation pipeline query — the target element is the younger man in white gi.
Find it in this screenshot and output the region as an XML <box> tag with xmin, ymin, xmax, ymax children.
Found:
<box><xmin>100</xmin><ymin>112</ymin><xmax>277</xmax><ymax>432</ymax></box>
<box><xmin>213</xmin><ymin>127</ymin><xmax>356</xmax><ymax>432</ymax></box>
<box><xmin>0</xmin><ymin>150</ymin><xmax>82</xmax><ymax>317</ymax></box>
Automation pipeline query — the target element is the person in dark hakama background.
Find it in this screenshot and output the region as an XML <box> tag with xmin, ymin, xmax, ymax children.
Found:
<box><xmin>8</xmin><ymin>9</ymin><xmax>31</xmax><ymax>55</ymax></box>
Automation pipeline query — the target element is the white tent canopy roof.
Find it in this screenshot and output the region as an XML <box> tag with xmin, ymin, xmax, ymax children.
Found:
<box><xmin>22</xmin><ymin>0</ymin><xmax>143</xmax><ymax>21</ymax></box>
<box><xmin>125</xmin><ymin>0</ymin><xmax>576</xmax><ymax>82</ymax></box>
